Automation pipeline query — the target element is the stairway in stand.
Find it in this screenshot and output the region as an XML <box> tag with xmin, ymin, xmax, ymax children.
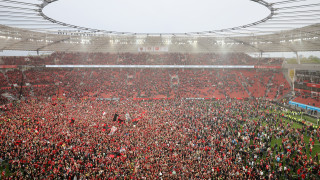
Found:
<box><xmin>265</xmin><ymin>74</ymin><xmax>275</xmax><ymax>99</ymax></box>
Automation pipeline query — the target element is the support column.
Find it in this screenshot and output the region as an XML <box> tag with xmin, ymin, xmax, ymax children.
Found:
<box><xmin>292</xmin><ymin>69</ymin><xmax>295</xmax><ymax>92</ymax></box>
<box><xmin>295</xmin><ymin>52</ymin><xmax>300</xmax><ymax>64</ymax></box>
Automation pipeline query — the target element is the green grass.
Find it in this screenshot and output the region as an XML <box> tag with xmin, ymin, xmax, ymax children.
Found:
<box><xmin>271</xmin><ymin>138</ymin><xmax>283</xmax><ymax>148</ymax></box>
<box><xmin>286</xmin><ymin>56</ymin><xmax>320</xmax><ymax>64</ymax></box>
<box><xmin>270</xmin><ymin>118</ymin><xmax>319</xmax><ymax>158</ymax></box>
<box><xmin>279</xmin><ymin>110</ymin><xmax>318</xmax><ymax>125</ymax></box>
<box><xmin>295</xmin><ymin>115</ymin><xmax>317</xmax><ymax>124</ymax></box>
<box><xmin>312</xmin><ymin>143</ymin><xmax>320</xmax><ymax>157</ymax></box>
<box><xmin>300</xmin><ymin>115</ymin><xmax>318</xmax><ymax>125</ymax></box>
<box><xmin>254</xmin><ymin>113</ymin><xmax>319</xmax><ymax>158</ymax></box>
<box><xmin>282</xmin><ymin>118</ymin><xmax>303</xmax><ymax>129</ymax></box>
<box><xmin>262</xmin><ymin>121</ymin><xmax>267</xmax><ymax>127</ymax></box>
<box><xmin>0</xmin><ymin>163</ymin><xmax>11</xmax><ymax>177</ymax></box>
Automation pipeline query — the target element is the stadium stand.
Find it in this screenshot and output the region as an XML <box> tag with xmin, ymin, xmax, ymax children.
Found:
<box><xmin>293</xmin><ymin>70</ymin><xmax>320</xmax><ymax>108</ymax></box>
<box><xmin>1</xmin><ymin>53</ymin><xmax>319</xmax><ymax>179</ymax></box>
<box><xmin>0</xmin><ymin>53</ymin><xmax>288</xmax><ymax>101</ymax></box>
<box><xmin>1</xmin><ymin>0</ymin><xmax>320</xmax><ymax>178</ymax></box>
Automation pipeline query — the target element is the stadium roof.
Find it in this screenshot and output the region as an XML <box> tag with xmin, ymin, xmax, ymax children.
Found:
<box><xmin>0</xmin><ymin>0</ymin><xmax>319</xmax><ymax>53</ymax></box>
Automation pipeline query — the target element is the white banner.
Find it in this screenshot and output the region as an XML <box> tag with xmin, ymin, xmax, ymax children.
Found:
<box><xmin>138</xmin><ymin>46</ymin><xmax>168</xmax><ymax>52</ymax></box>
<box><xmin>108</xmin><ymin>126</ymin><xmax>117</xmax><ymax>136</ymax></box>
<box><xmin>46</xmin><ymin>65</ymin><xmax>255</xmax><ymax>69</ymax></box>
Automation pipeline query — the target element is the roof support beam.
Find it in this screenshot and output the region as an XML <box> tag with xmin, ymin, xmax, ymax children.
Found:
<box><xmin>36</xmin><ymin>37</ymin><xmax>70</xmax><ymax>51</ymax></box>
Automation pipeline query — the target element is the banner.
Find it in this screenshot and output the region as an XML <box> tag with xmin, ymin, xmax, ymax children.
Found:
<box><xmin>289</xmin><ymin>101</ymin><xmax>320</xmax><ymax>112</ymax></box>
<box><xmin>0</xmin><ymin>65</ymin><xmax>17</xmax><ymax>69</ymax></box>
<box><xmin>108</xmin><ymin>126</ymin><xmax>117</xmax><ymax>136</ymax></box>
<box><xmin>255</xmin><ymin>65</ymin><xmax>282</xmax><ymax>69</ymax></box>
<box><xmin>138</xmin><ymin>46</ymin><xmax>168</xmax><ymax>52</ymax></box>
<box><xmin>289</xmin><ymin>69</ymin><xmax>295</xmax><ymax>82</ymax></box>
<box><xmin>138</xmin><ymin>47</ymin><xmax>145</xmax><ymax>52</ymax></box>
<box><xmin>307</xmin><ymin>83</ymin><xmax>320</xmax><ymax>89</ymax></box>
<box><xmin>46</xmin><ymin>65</ymin><xmax>255</xmax><ymax>69</ymax></box>
<box><xmin>294</xmin><ymin>88</ymin><xmax>320</xmax><ymax>94</ymax></box>
<box><xmin>146</xmin><ymin>47</ymin><xmax>154</xmax><ymax>52</ymax></box>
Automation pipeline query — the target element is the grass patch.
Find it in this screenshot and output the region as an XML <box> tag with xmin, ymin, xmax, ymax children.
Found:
<box><xmin>262</xmin><ymin>121</ymin><xmax>267</xmax><ymax>127</ymax></box>
<box><xmin>291</xmin><ymin>114</ymin><xmax>318</xmax><ymax>124</ymax></box>
<box><xmin>302</xmin><ymin>115</ymin><xmax>318</xmax><ymax>124</ymax></box>
<box><xmin>271</xmin><ymin>137</ymin><xmax>283</xmax><ymax>148</ymax></box>
<box><xmin>251</xmin><ymin>113</ymin><xmax>319</xmax><ymax>158</ymax></box>
<box><xmin>286</xmin><ymin>56</ymin><xmax>320</xmax><ymax>64</ymax></box>
<box><xmin>272</xmin><ymin>118</ymin><xmax>319</xmax><ymax>158</ymax></box>
<box><xmin>282</xmin><ymin>118</ymin><xmax>303</xmax><ymax>129</ymax></box>
<box><xmin>0</xmin><ymin>163</ymin><xmax>11</xmax><ymax>177</ymax></box>
<box><xmin>280</xmin><ymin>110</ymin><xmax>318</xmax><ymax>125</ymax></box>
<box><xmin>312</xmin><ymin>143</ymin><xmax>320</xmax><ymax>157</ymax></box>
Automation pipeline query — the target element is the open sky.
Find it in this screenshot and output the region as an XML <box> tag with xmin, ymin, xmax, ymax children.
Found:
<box><xmin>43</xmin><ymin>0</ymin><xmax>270</xmax><ymax>34</ymax></box>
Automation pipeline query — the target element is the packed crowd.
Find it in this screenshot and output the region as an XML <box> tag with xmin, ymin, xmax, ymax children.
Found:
<box><xmin>0</xmin><ymin>69</ymin><xmax>290</xmax><ymax>102</ymax></box>
<box><xmin>0</xmin><ymin>98</ymin><xmax>319</xmax><ymax>179</ymax></box>
<box><xmin>0</xmin><ymin>52</ymin><xmax>283</xmax><ymax>66</ymax></box>
<box><xmin>1</xmin><ymin>52</ymin><xmax>318</xmax><ymax>179</ymax></box>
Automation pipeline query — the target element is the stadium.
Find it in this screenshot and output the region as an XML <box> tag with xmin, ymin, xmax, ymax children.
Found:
<box><xmin>0</xmin><ymin>0</ymin><xmax>320</xmax><ymax>179</ymax></box>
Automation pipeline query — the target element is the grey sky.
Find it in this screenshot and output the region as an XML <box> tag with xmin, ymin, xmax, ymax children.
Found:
<box><xmin>43</xmin><ymin>0</ymin><xmax>270</xmax><ymax>34</ymax></box>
